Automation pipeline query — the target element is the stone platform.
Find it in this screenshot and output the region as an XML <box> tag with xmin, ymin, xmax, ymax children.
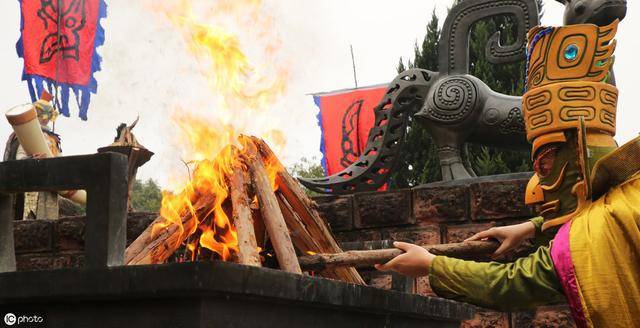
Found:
<box><xmin>0</xmin><ymin>261</ymin><xmax>474</xmax><ymax>328</ymax></box>
<box><xmin>2</xmin><ymin>155</ymin><xmax>573</xmax><ymax>327</ymax></box>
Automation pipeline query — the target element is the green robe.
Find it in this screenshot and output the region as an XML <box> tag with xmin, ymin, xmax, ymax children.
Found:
<box><xmin>428</xmin><ymin>217</ymin><xmax>566</xmax><ymax>311</ymax></box>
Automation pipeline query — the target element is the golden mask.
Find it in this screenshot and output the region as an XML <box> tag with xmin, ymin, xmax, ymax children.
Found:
<box><xmin>525</xmin><ymin>19</ymin><xmax>618</xmax><ymax>90</ymax></box>
<box><xmin>522</xmin><ymin>21</ymin><xmax>620</xmax><ymax>230</ymax></box>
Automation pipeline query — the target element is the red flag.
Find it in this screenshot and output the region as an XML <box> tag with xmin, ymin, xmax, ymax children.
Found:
<box><xmin>313</xmin><ymin>84</ymin><xmax>387</xmax><ymax>176</ymax></box>
<box><xmin>17</xmin><ymin>0</ymin><xmax>107</xmax><ymax>120</ymax></box>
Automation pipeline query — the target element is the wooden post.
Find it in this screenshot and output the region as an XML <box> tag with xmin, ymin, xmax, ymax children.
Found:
<box><xmin>250</xmin><ymin>136</ymin><xmax>364</xmax><ymax>285</ymax></box>
<box><xmin>97</xmin><ymin>145</ymin><xmax>153</xmax><ymax>212</ymax></box>
<box><xmin>297</xmin><ymin>240</ymin><xmax>500</xmax><ymax>271</ymax></box>
<box><xmin>229</xmin><ymin>162</ymin><xmax>261</xmax><ymax>267</ymax></box>
<box><xmin>244</xmin><ymin>144</ymin><xmax>302</xmax><ymax>274</ymax></box>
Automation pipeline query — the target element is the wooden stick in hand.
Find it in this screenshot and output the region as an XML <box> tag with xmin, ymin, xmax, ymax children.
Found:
<box><xmin>298</xmin><ymin>240</ymin><xmax>500</xmax><ymax>271</ymax></box>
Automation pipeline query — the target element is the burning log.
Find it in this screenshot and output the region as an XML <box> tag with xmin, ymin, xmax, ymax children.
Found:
<box><xmin>275</xmin><ymin>193</ymin><xmax>342</xmax><ymax>280</ymax></box>
<box><xmin>229</xmin><ymin>162</ymin><xmax>261</xmax><ymax>267</ymax></box>
<box><xmin>249</xmin><ymin>136</ymin><xmax>365</xmax><ymax>285</ymax></box>
<box><xmin>244</xmin><ymin>145</ymin><xmax>302</xmax><ymax>274</ymax></box>
<box><xmin>125</xmin><ymin>194</ymin><xmax>215</xmax><ymax>265</ymax></box>
<box><xmin>297</xmin><ymin>240</ymin><xmax>500</xmax><ymax>271</ymax></box>
<box><xmin>125</xmin><ymin>136</ymin><xmax>363</xmax><ymax>284</ymax></box>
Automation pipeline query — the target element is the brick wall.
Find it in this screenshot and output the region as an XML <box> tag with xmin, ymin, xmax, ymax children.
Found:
<box><xmin>13</xmin><ymin>212</ymin><xmax>155</xmax><ymax>271</ymax></box>
<box><xmin>314</xmin><ymin>173</ymin><xmax>575</xmax><ymax>328</ymax></box>
<box><xmin>10</xmin><ymin>173</ymin><xmax>574</xmax><ymax>327</ymax></box>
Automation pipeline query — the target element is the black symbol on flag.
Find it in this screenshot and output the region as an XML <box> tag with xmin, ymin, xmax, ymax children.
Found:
<box><xmin>37</xmin><ymin>0</ymin><xmax>86</xmax><ymax>64</ymax></box>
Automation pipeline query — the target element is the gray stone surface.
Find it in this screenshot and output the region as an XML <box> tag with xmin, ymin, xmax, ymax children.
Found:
<box><xmin>0</xmin><ymin>262</ymin><xmax>476</xmax><ymax>328</ymax></box>
<box><xmin>0</xmin><ymin>153</ymin><xmax>128</xmax><ymax>270</ymax></box>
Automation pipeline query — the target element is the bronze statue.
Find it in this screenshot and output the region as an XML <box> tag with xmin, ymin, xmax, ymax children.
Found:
<box><xmin>300</xmin><ymin>0</ymin><xmax>626</xmax><ymax>194</ymax></box>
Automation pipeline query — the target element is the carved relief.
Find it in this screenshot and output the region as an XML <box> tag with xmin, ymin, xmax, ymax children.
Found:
<box><xmin>426</xmin><ymin>77</ymin><xmax>479</xmax><ymax>124</ymax></box>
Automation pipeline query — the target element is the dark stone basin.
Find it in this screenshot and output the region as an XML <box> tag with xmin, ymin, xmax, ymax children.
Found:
<box><xmin>0</xmin><ymin>261</ymin><xmax>475</xmax><ymax>327</ymax></box>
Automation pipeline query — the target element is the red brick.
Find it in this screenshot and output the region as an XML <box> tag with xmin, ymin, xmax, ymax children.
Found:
<box><xmin>368</xmin><ymin>272</ymin><xmax>392</xmax><ymax>290</ymax></box>
<box><xmin>13</xmin><ymin>220</ymin><xmax>53</xmax><ymax>253</ymax></box>
<box><xmin>334</xmin><ymin>229</ymin><xmax>382</xmax><ymax>243</ymax></box>
<box><xmin>445</xmin><ymin>223</ymin><xmax>495</xmax><ymax>243</ymax></box>
<box><xmin>386</xmin><ymin>226</ymin><xmax>440</xmax><ymax>245</ymax></box>
<box><xmin>313</xmin><ymin>195</ymin><xmax>354</xmax><ymax>231</ymax></box>
<box><xmin>413</xmin><ymin>185</ymin><xmax>468</xmax><ymax>223</ymax></box>
<box><xmin>469</xmin><ymin>179</ymin><xmax>534</xmax><ymax>221</ymax></box>
<box><xmin>16</xmin><ymin>252</ymin><xmax>85</xmax><ymax>271</ymax></box>
<box><xmin>354</xmin><ymin>189</ymin><xmax>413</xmax><ymax>228</ymax></box>
<box><xmin>126</xmin><ymin>212</ymin><xmax>157</xmax><ymax>246</ymax></box>
<box><xmin>532</xmin><ymin>305</ymin><xmax>576</xmax><ymax>327</ymax></box>
<box><xmin>461</xmin><ymin>309</ymin><xmax>509</xmax><ymax>328</ymax></box>
<box><xmin>511</xmin><ymin>305</ymin><xmax>576</xmax><ymax>327</ymax></box>
<box><xmin>416</xmin><ymin>276</ymin><xmax>437</xmax><ymax>297</ymax></box>
<box><xmin>55</xmin><ymin>217</ymin><xmax>85</xmax><ymax>251</ymax></box>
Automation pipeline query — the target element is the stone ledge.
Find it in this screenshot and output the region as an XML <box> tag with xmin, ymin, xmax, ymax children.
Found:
<box><xmin>0</xmin><ymin>262</ymin><xmax>477</xmax><ymax>326</ymax></box>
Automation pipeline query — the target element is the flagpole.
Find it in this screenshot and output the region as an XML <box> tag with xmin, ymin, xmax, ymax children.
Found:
<box><xmin>350</xmin><ymin>44</ymin><xmax>358</xmax><ymax>88</ymax></box>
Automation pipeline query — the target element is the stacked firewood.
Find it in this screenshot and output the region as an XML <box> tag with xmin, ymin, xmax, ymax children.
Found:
<box><xmin>125</xmin><ymin>136</ymin><xmax>364</xmax><ymax>284</ymax></box>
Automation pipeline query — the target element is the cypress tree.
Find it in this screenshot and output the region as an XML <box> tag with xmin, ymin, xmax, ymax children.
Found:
<box><xmin>389</xmin><ymin>10</ymin><xmax>441</xmax><ymax>188</ymax></box>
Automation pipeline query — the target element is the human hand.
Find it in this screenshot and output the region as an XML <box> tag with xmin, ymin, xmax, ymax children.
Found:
<box><xmin>374</xmin><ymin>242</ymin><xmax>436</xmax><ymax>277</ymax></box>
<box><xmin>465</xmin><ymin>221</ymin><xmax>535</xmax><ymax>259</ymax></box>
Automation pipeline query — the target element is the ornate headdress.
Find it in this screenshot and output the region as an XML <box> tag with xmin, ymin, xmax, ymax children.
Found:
<box><xmin>33</xmin><ymin>91</ymin><xmax>59</xmax><ymax>123</ymax></box>
<box><xmin>522</xmin><ymin>20</ymin><xmax>620</xmax><ymax>230</ymax></box>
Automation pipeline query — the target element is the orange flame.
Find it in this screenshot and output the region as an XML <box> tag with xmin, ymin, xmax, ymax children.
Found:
<box><xmin>148</xmin><ymin>0</ymin><xmax>288</xmax><ymax>262</ymax></box>
<box><xmin>152</xmin><ymin>0</ymin><xmax>288</xmax><ymax>113</ymax></box>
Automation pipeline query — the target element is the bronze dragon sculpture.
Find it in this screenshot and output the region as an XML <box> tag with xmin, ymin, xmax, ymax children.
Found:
<box><xmin>300</xmin><ymin>0</ymin><xmax>626</xmax><ymax>194</ymax></box>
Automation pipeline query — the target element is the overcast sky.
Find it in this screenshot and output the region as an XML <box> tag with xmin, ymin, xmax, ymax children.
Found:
<box><xmin>0</xmin><ymin>0</ymin><xmax>638</xmax><ymax>189</ymax></box>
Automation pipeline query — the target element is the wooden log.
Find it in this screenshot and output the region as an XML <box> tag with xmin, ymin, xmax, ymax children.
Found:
<box><xmin>229</xmin><ymin>161</ymin><xmax>261</xmax><ymax>267</ymax></box>
<box><xmin>244</xmin><ymin>145</ymin><xmax>302</xmax><ymax>274</ymax></box>
<box><xmin>276</xmin><ymin>192</ymin><xmax>344</xmax><ymax>280</ymax></box>
<box><xmin>251</xmin><ymin>207</ymin><xmax>267</xmax><ymax>249</ymax></box>
<box><xmin>125</xmin><ymin>194</ymin><xmax>214</xmax><ymax>265</ymax></box>
<box><xmin>275</xmin><ymin>192</ymin><xmax>318</xmax><ymax>252</ymax></box>
<box><xmin>298</xmin><ymin>240</ymin><xmax>500</xmax><ymax>271</ymax></box>
<box><xmin>250</xmin><ymin>136</ymin><xmax>364</xmax><ymax>285</ymax></box>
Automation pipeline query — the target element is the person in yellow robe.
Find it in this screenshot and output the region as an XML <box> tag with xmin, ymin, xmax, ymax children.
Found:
<box><xmin>376</xmin><ymin>19</ymin><xmax>640</xmax><ymax>327</ymax></box>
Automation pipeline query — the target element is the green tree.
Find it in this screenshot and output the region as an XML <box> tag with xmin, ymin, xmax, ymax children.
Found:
<box><xmin>289</xmin><ymin>157</ymin><xmax>325</xmax><ymax>196</ymax></box>
<box><xmin>389</xmin><ymin>10</ymin><xmax>443</xmax><ymax>188</ymax></box>
<box><xmin>289</xmin><ymin>157</ymin><xmax>325</xmax><ymax>179</ymax></box>
<box><xmin>131</xmin><ymin>178</ymin><xmax>163</xmax><ymax>212</ymax></box>
<box><xmin>389</xmin><ymin>10</ymin><xmax>442</xmax><ymax>188</ymax></box>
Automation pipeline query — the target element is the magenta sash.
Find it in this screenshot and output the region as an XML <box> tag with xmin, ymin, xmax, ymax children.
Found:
<box><xmin>550</xmin><ymin>221</ymin><xmax>589</xmax><ymax>327</ymax></box>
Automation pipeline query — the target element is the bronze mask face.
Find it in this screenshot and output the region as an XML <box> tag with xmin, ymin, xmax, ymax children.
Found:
<box><xmin>525</xmin><ymin>128</ymin><xmax>618</xmax><ymax>230</ymax></box>
<box><xmin>528</xmin><ymin>132</ymin><xmax>581</xmax><ymax>220</ymax></box>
